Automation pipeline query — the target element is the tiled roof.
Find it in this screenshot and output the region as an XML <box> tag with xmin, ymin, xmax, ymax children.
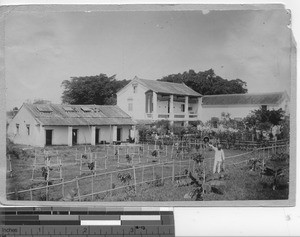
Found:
<box><xmin>23</xmin><ymin>104</ymin><xmax>135</xmax><ymax>126</ymax></box>
<box><xmin>202</xmin><ymin>92</ymin><xmax>288</xmax><ymax>106</ymax></box>
<box><xmin>134</xmin><ymin>77</ymin><xmax>201</xmax><ymax>97</ymax></box>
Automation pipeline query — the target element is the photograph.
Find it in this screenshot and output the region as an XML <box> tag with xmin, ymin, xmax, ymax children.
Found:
<box><xmin>3</xmin><ymin>4</ymin><xmax>294</xmax><ymax>204</ymax></box>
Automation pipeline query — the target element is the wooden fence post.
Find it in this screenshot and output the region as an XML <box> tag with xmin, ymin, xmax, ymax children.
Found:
<box><xmin>161</xmin><ymin>163</ymin><xmax>164</xmax><ymax>182</ymax></box>
<box><xmin>30</xmin><ymin>187</ymin><xmax>33</xmax><ymax>201</ymax></box>
<box><xmin>62</xmin><ymin>178</ymin><xmax>65</xmax><ymax>199</ymax></box>
<box><xmin>133</xmin><ymin>166</ymin><xmax>137</xmax><ymax>193</ymax></box>
<box><xmin>76</xmin><ymin>176</ymin><xmax>81</xmax><ymax>201</ymax></box>
<box><xmin>110</xmin><ymin>173</ymin><xmax>113</xmax><ymax>197</ymax></box>
<box><xmin>172</xmin><ymin>159</ymin><xmax>175</xmax><ymax>182</ymax></box>
<box><xmin>152</xmin><ymin>166</ymin><xmax>155</xmax><ymax>180</ymax></box>
<box><xmin>142</xmin><ymin>166</ymin><xmax>144</xmax><ymax>183</ymax></box>
<box><xmin>91</xmin><ymin>174</ymin><xmax>94</xmax><ymax>201</ymax></box>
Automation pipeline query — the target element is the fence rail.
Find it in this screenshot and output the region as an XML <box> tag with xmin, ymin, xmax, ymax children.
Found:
<box><xmin>7</xmin><ymin>142</ymin><xmax>289</xmax><ymax>201</ymax></box>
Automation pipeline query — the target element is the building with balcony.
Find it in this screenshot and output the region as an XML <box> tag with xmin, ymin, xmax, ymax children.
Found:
<box><xmin>117</xmin><ymin>77</ymin><xmax>290</xmax><ymax>126</ymax></box>
<box><xmin>117</xmin><ymin>76</ymin><xmax>202</xmax><ymax>126</ymax></box>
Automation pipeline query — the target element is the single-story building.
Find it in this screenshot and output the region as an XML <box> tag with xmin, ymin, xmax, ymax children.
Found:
<box><xmin>7</xmin><ymin>103</ymin><xmax>135</xmax><ymax>147</ymax></box>
<box><xmin>198</xmin><ymin>91</ymin><xmax>290</xmax><ymax>122</ymax></box>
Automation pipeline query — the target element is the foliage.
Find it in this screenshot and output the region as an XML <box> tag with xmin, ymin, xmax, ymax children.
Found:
<box><xmin>6</xmin><ymin>138</ymin><xmax>31</xmax><ymax>160</ymax></box>
<box><xmin>61</xmin><ymin>74</ymin><xmax>130</xmax><ymax>105</ymax></box>
<box><xmin>277</xmin><ymin>115</ymin><xmax>290</xmax><ymax>140</ymax></box>
<box><xmin>117</xmin><ymin>172</ymin><xmax>132</xmax><ymax>185</ymax></box>
<box><xmin>149</xmin><ymin>174</ymin><xmax>164</xmax><ymax>187</ymax></box>
<box><xmin>158</xmin><ymin>69</ymin><xmax>247</xmax><ymax>95</ymax></box>
<box><xmin>244</xmin><ymin>108</ymin><xmax>285</xmax><ymax>131</ymax></box>
<box><xmin>125</xmin><ymin>154</ymin><xmax>132</xmax><ymax>164</ymax></box>
<box><xmin>191</xmin><ymin>153</ymin><xmax>204</xmax><ymax>164</ymax></box>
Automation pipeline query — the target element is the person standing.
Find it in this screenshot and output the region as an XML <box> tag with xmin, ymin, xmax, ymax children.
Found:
<box><xmin>208</xmin><ymin>143</ymin><xmax>225</xmax><ymax>174</ymax></box>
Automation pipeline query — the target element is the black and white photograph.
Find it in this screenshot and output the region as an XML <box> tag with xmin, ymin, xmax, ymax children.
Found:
<box><xmin>2</xmin><ymin>4</ymin><xmax>295</xmax><ymax>204</ymax></box>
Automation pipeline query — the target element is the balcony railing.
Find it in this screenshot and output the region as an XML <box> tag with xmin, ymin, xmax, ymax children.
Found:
<box><xmin>174</xmin><ymin>113</ymin><xmax>185</xmax><ymax>118</ymax></box>
<box><xmin>145</xmin><ymin>112</ymin><xmax>199</xmax><ymax>120</ymax></box>
<box><xmin>158</xmin><ymin>113</ymin><xmax>170</xmax><ymax>119</ymax></box>
<box><xmin>146</xmin><ymin>113</ymin><xmax>153</xmax><ymax>119</ymax></box>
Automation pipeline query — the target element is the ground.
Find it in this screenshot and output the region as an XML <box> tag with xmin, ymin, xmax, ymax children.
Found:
<box><xmin>6</xmin><ymin>143</ymin><xmax>289</xmax><ymax>202</ymax></box>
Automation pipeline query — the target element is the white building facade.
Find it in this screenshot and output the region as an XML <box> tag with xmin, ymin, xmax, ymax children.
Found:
<box><xmin>117</xmin><ymin>77</ymin><xmax>289</xmax><ymax>125</ymax></box>
<box><xmin>7</xmin><ymin>104</ymin><xmax>135</xmax><ymax>147</ymax></box>
<box><xmin>117</xmin><ymin>77</ymin><xmax>202</xmax><ymax>126</ymax></box>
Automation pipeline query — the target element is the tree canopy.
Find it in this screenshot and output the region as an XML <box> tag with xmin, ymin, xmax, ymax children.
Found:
<box><xmin>158</xmin><ymin>69</ymin><xmax>247</xmax><ymax>95</ymax></box>
<box><xmin>61</xmin><ymin>74</ymin><xmax>130</xmax><ymax>105</ymax></box>
<box><xmin>244</xmin><ymin>108</ymin><xmax>285</xmax><ymax>131</ymax></box>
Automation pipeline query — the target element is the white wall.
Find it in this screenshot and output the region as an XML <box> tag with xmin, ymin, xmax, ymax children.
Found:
<box><xmin>7</xmin><ymin>106</ymin><xmax>42</xmax><ymax>146</ymax></box>
<box><xmin>157</xmin><ymin>100</ymin><xmax>169</xmax><ymax>114</ymax></box>
<box><xmin>117</xmin><ymin>82</ymin><xmax>148</xmax><ymax>120</ymax></box>
<box><xmin>43</xmin><ymin>126</ymin><xmax>69</xmax><ymax>145</ymax></box>
<box><xmin>198</xmin><ymin>104</ymin><xmax>287</xmax><ymax>122</ymax></box>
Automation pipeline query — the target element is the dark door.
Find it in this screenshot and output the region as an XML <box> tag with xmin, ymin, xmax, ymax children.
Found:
<box><xmin>45</xmin><ymin>130</ymin><xmax>52</xmax><ymax>146</ymax></box>
<box><xmin>95</xmin><ymin>128</ymin><xmax>100</xmax><ymax>144</ymax></box>
<box><xmin>117</xmin><ymin>128</ymin><xmax>122</xmax><ymax>141</ymax></box>
<box><xmin>72</xmin><ymin>129</ymin><xmax>78</xmax><ymax>145</ymax></box>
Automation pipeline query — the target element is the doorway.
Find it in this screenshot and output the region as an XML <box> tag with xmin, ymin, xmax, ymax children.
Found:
<box><xmin>95</xmin><ymin>128</ymin><xmax>100</xmax><ymax>144</ymax></box>
<box><xmin>117</xmin><ymin>128</ymin><xmax>122</xmax><ymax>141</ymax></box>
<box><xmin>45</xmin><ymin>130</ymin><xmax>52</xmax><ymax>146</ymax></box>
<box><xmin>72</xmin><ymin>129</ymin><xmax>78</xmax><ymax>145</ymax></box>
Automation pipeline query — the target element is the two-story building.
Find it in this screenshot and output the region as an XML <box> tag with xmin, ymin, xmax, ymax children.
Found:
<box><xmin>117</xmin><ymin>76</ymin><xmax>202</xmax><ymax>126</ymax></box>
<box><xmin>117</xmin><ymin>76</ymin><xmax>290</xmax><ymax>126</ymax></box>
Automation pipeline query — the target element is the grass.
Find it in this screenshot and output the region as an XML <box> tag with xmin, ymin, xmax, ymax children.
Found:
<box><xmin>6</xmin><ymin>143</ymin><xmax>289</xmax><ymax>202</ymax></box>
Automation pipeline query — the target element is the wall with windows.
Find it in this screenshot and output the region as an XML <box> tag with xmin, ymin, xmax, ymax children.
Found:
<box><xmin>117</xmin><ymin>82</ymin><xmax>148</xmax><ymax>119</ymax></box>
<box><xmin>7</xmin><ymin>106</ymin><xmax>41</xmax><ymax>146</ymax></box>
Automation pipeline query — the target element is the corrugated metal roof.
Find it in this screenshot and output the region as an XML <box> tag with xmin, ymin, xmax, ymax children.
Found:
<box><xmin>134</xmin><ymin>77</ymin><xmax>201</xmax><ymax>97</ymax></box>
<box><xmin>202</xmin><ymin>92</ymin><xmax>288</xmax><ymax>106</ymax></box>
<box><xmin>24</xmin><ymin>104</ymin><xmax>135</xmax><ymax>126</ymax></box>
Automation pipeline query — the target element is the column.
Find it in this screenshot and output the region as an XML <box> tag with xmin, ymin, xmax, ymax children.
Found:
<box><xmin>67</xmin><ymin>126</ymin><xmax>73</xmax><ymax>146</ymax></box>
<box><xmin>112</xmin><ymin>126</ymin><xmax>117</xmax><ymax>143</ymax></box>
<box><xmin>90</xmin><ymin>126</ymin><xmax>96</xmax><ymax>146</ymax></box>
<box><xmin>152</xmin><ymin>92</ymin><xmax>158</xmax><ymax>120</ymax></box>
<box><xmin>184</xmin><ymin>96</ymin><xmax>189</xmax><ymax>126</ymax></box>
<box><xmin>39</xmin><ymin>125</ymin><xmax>46</xmax><ymax>147</ymax></box>
<box><xmin>169</xmin><ymin>95</ymin><xmax>174</xmax><ymax>123</ymax></box>
<box><xmin>197</xmin><ymin>97</ymin><xmax>202</xmax><ymax>120</ymax></box>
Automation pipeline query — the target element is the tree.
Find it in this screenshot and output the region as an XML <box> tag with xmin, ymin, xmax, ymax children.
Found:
<box><xmin>243</xmin><ymin>108</ymin><xmax>285</xmax><ymax>138</ymax></box>
<box><xmin>158</xmin><ymin>69</ymin><xmax>247</xmax><ymax>95</ymax></box>
<box><xmin>61</xmin><ymin>74</ymin><xmax>130</xmax><ymax>105</ymax></box>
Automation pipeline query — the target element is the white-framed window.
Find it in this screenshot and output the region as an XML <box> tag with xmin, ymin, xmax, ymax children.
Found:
<box><xmin>26</xmin><ymin>124</ymin><xmax>30</xmax><ymax>135</ymax></box>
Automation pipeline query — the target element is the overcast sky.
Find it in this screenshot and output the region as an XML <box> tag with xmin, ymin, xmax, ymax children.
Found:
<box><xmin>4</xmin><ymin>8</ymin><xmax>292</xmax><ymax>109</ymax></box>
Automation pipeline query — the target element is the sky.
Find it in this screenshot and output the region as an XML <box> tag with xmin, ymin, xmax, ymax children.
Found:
<box><xmin>4</xmin><ymin>7</ymin><xmax>292</xmax><ymax>109</ymax></box>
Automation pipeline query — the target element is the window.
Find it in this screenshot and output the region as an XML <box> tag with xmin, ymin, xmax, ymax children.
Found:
<box><xmin>36</xmin><ymin>105</ymin><xmax>53</xmax><ymax>113</ymax></box>
<box><xmin>81</xmin><ymin>107</ymin><xmax>92</xmax><ymax>112</ymax></box>
<box><xmin>26</xmin><ymin>125</ymin><xmax>30</xmax><ymax>135</ymax></box>
<box><xmin>261</xmin><ymin>105</ymin><xmax>267</xmax><ymax>111</ymax></box>
<box><xmin>16</xmin><ymin>124</ymin><xmax>19</xmax><ymax>134</ymax></box>
<box><xmin>188</xmin><ymin>107</ymin><xmax>193</xmax><ymax>111</ymax></box>
<box><xmin>132</xmin><ymin>83</ymin><xmax>138</xmax><ymax>94</ymax></box>
<box><xmin>63</xmin><ymin>106</ymin><xmax>76</xmax><ymax>112</ymax></box>
<box><xmin>128</xmin><ymin>103</ymin><xmax>133</xmax><ymax>111</ymax></box>
<box><xmin>181</xmin><ymin>104</ymin><xmax>185</xmax><ymax>112</ymax></box>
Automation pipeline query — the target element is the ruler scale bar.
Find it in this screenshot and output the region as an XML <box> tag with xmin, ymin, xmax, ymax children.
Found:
<box><xmin>0</xmin><ymin>207</ymin><xmax>175</xmax><ymax>236</ymax></box>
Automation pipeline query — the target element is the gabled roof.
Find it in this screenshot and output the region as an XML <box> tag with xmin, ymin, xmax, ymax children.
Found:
<box><xmin>202</xmin><ymin>92</ymin><xmax>289</xmax><ymax>106</ymax></box>
<box><xmin>23</xmin><ymin>103</ymin><xmax>135</xmax><ymax>126</ymax></box>
<box><xmin>132</xmin><ymin>76</ymin><xmax>202</xmax><ymax>97</ymax></box>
